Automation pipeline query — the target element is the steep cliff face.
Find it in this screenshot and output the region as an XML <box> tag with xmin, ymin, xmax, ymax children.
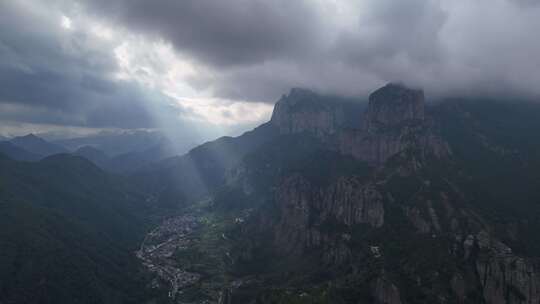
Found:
<box><xmin>396</xmin><ymin>179</ymin><xmax>540</xmax><ymax>304</ymax></box>
<box><xmin>273</xmin><ymin>175</ymin><xmax>384</xmax><ymax>257</ymax></box>
<box><xmin>270</xmin><ymin>88</ymin><xmax>345</xmax><ymax>136</ymax></box>
<box><xmin>338</xmin><ymin>124</ymin><xmax>450</xmax><ymax>165</ymax></box>
<box><xmin>473</xmin><ymin>232</ymin><xmax>540</xmax><ymax>304</ymax></box>
<box><xmin>270</xmin><ymin>88</ymin><xmax>365</xmax><ymax>136</ymax></box>
<box><xmin>271</xmin><ymin>84</ymin><xmax>449</xmax><ymax>165</ymax></box>
<box><xmin>365</xmin><ymin>83</ymin><xmax>424</xmax><ymax>132</ymax></box>
<box><xmin>337</xmin><ymin>83</ymin><xmax>449</xmax><ymax>165</ymax></box>
<box><xmin>214</xmin><ymin>84</ymin><xmax>540</xmax><ymax>304</ymax></box>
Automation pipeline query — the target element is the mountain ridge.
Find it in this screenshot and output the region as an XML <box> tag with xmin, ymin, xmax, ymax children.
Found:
<box><xmin>10</xmin><ymin>133</ymin><xmax>67</xmax><ymax>157</ymax></box>
<box><xmin>134</xmin><ymin>83</ymin><xmax>540</xmax><ymax>303</ymax></box>
<box><xmin>0</xmin><ymin>152</ymin><xmax>159</xmax><ymax>304</ymax></box>
<box><xmin>5</xmin><ymin>83</ymin><xmax>540</xmax><ymax>303</ymax></box>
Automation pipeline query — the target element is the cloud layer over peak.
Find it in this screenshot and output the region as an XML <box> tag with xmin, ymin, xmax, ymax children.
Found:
<box><xmin>1</xmin><ymin>0</ymin><xmax>540</xmax><ymax>138</ymax></box>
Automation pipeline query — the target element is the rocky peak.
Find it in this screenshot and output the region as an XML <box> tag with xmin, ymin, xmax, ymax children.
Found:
<box><xmin>338</xmin><ymin>83</ymin><xmax>450</xmax><ymax>165</ymax></box>
<box><xmin>270</xmin><ymin>88</ymin><xmax>346</xmax><ymax>136</ymax></box>
<box><xmin>280</xmin><ymin>88</ymin><xmax>319</xmax><ymax>105</ymax></box>
<box><xmin>10</xmin><ymin>133</ymin><xmax>67</xmax><ymax>156</ymax></box>
<box><xmin>365</xmin><ymin>83</ymin><xmax>424</xmax><ymax>132</ymax></box>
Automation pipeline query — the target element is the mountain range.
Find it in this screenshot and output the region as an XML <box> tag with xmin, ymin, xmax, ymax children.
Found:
<box><xmin>55</xmin><ymin>130</ymin><xmax>193</xmax><ymax>157</ymax></box>
<box><xmin>0</xmin><ymin>130</ymin><xmax>190</xmax><ymax>174</ymax></box>
<box><xmin>0</xmin><ymin>134</ymin><xmax>66</xmax><ymax>161</ymax></box>
<box><xmin>2</xmin><ymin>83</ymin><xmax>540</xmax><ymax>303</ymax></box>
<box><xmin>132</xmin><ymin>83</ymin><xmax>540</xmax><ymax>303</ymax></box>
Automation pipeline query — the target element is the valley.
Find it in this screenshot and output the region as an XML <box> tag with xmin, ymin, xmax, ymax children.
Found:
<box><xmin>137</xmin><ymin>200</ymin><xmax>242</xmax><ymax>303</ymax></box>
<box><xmin>137</xmin><ymin>215</ymin><xmax>202</xmax><ymax>300</ymax></box>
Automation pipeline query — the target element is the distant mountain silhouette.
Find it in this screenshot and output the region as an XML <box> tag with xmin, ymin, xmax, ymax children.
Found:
<box><xmin>73</xmin><ymin>145</ymin><xmax>110</xmax><ymax>169</ymax></box>
<box><xmin>56</xmin><ymin>130</ymin><xmax>195</xmax><ymax>157</ymax></box>
<box><xmin>0</xmin><ymin>141</ymin><xmax>41</xmax><ymax>161</ymax></box>
<box><xmin>10</xmin><ymin>134</ymin><xmax>67</xmax><ymax>157</ymax></box>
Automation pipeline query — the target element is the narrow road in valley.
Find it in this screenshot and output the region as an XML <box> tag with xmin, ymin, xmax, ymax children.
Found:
<box><xmin>136</xmin><ymin>215</ymin><xmax>201</xmax><ymax>300</ymax></box>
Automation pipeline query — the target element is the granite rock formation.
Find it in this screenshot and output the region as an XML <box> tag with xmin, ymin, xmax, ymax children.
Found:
<box><xmin>270</xmin><ymin>84</ymin><xmax>450</xmax><ymax>165</ymax></box>
<box><xmin>270</xmin><ymin>88</ymin><xmax>346</xmax><ymax>136</ymax></box>
<box><xmin>364</xmin><ymin>83</ymin><xmax>425</xmax><ymax>132</ymax></box>
<box><xmin>193</xmin><ymin>83</ymin><xmax>540</xmax><ymax>303</ymax></box>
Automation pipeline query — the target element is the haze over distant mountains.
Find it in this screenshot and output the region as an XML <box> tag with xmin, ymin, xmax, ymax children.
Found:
<box><xmin>55</xmin><ymin>130</ymin><xmax>195</xmax><ymax>156</ymax></box>
<box><xmin>0</xmin><ymin>130</ymin><xmax>200</xmax><ymax>173</ymax></box>
<box><xmin>10</xmin><ymin>134</ymin><xmax>67</xmax><ymax>156</ymax></box>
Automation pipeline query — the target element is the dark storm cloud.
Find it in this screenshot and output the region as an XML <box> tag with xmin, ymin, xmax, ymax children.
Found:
<box><xmin>337</xmin><ymin>0</ymin><xmax>447</xmax><ymax>67</ymax></box>
<box><xmin>79</xmin><ymin>0</ymin><xmax>540</xmax><ymax>102</ymax></box>
<box><xmin>0</xmin><ymin>1</ymin><xmax>187</xmax><ymax>130</ymax></box>
<box><xmin>81</xmin><ymin>0</ymin><xmax>325</xmax><ymax>67</ymax></box>
<box><xmin>2</xmin><ymin>0</ymin><xmax>540</xmax><ymax>136</ymax></box>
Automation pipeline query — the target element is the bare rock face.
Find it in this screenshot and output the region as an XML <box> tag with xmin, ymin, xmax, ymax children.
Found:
<box><xmin>268</xmin><ymin>84</ymin><xmax>449</xmax><ymax>165</ymax></box>
<box><xmin>474</xmin><ymin>232</ymin><xmax>540</xmax><ymax>304</ymax></box>
<box><xmin>273</xmin><ymin>175</ymin><xmax>384</xmax><ymax>257</ymax></box>
<box><xmin>337</xmin><ymin>83</ymin><xmax>450</xmax><ymax>165</ymax></box>
<box><xmin>270</xmin><ymin>88</ymin><xmax>345</xmax><ymax>136</ymax></box>
<box><xmin>338</xmin><ymin>125</ymin><xmax>450</xmax><ymax>165</ymax></box>
<box><xmin>365</xmin><ymin>83</ymin><xmax>424</xmax><ymax>132</ymax></box>
<box><xmin>318</xmin><ymin>177</ymin><xmax>384</xmax><ymax>228</ymax></box>
<box><xmin>273</xmin><ymin>175</ymin><xmax>312</xmax><ymax>256</ymax></box>
<box><xmin>400</xmin><ymin>186</ymin><xmax>540</xmax><ymax>304</ymax></box>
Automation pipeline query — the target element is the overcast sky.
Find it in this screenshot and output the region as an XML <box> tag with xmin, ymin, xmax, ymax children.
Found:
<box><xmin>1</xmin><ymin>0</ymin><xmax>539</xmax><ymax>140</ymax></box>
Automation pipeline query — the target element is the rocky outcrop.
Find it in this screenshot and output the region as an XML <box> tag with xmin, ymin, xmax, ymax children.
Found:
<box><xmin>240</xmin><ymin>84</ymin><xmax>451</xmax><ymax>262</ymax></box>
<box><xmin>269</xmin><ymin>84</ymin><xmax>449</xmax><ymax>165</ymax></box>
<box><xmin>270</xmin><ymin>88</ymin><xmax>346</xmax><ymax>136</ymax></box>
<box><xmin>318</xmin><ymin>177</ymin><xmax>384</xmax><ymax>228</ymax></box>
<box><xmin>474</xmin><ymin>231</ymin><xmax>540</xmax><ymax>304</ymax></box>
<box><xmin>365</xmin><ymin>83</ymin><xmax>424</xmax><ymax>132</ymax></box>
<box><xmin>338</xmin><ymin>124</ymin><xmax>450</xmax><ymax>165</ymax></box>
<box><xmin>273</xmin><ymin>175</ymin><xmax>384</xmax><ymax>257</ymax></box>
<box><xmin>402</xmin><ymin>192</ymin><xmax>540</xmax><ymax>304</ymax></box>
<box><xmin>273</xmin><ymin>175</ymin><xmax>312</xmax><ymax>255</ymax></box>
<box><xmin>337</xmin><ymin>84</ymin><xmax>449</xmax><ymax>165</ymax></box>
